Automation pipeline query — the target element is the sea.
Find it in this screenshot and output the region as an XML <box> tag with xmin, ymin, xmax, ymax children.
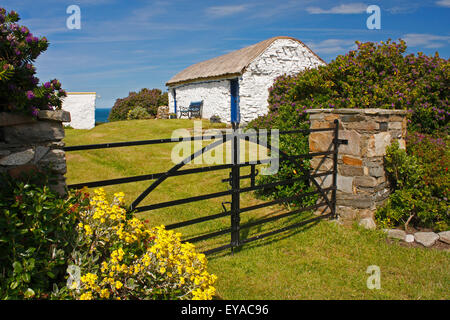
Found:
<box><xmin>95</xmin><ymin>108</ymin><xmax>111</xmax><ymax>123</ymax></box>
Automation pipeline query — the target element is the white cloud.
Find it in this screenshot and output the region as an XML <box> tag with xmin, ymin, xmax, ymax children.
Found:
<box><xmin>436</xmin><ymin>0</ymin><xmax>450</xmax><ymax>7</ymax></box>
<box><xmin>306</xmin><ymin>39</ymin><xmax>357</xmax><ymax>55</ymax></box>
<box><xmin>205</xmin><ymin>5</ymin><xmax>248</xmax><ymax>17</ymax></box>
<box><xmin>306</xmin><ymin>3</ymin><xmax>367</xmax><ymax>14</ymax></box>
<box><xmin>402</xmin><ymin>33</ymin><xmax>450</xmax><ymax>48</ymax></box>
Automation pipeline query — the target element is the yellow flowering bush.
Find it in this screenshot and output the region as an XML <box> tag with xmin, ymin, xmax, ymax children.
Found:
<box><xmin>66</xmin><ymin>188</ymin><xmax>217</xmax><ymax>300</ymax></box>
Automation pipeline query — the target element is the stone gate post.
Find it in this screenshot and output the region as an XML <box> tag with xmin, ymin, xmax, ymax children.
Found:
<box><xmin>307</xmin><ymin>109</ymin><xmax>408</xmax><ymax>227</ymax></box>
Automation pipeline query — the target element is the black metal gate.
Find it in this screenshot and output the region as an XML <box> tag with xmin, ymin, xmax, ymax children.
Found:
<box><xmin>64</xmin><ymin>120</ymin><xmax>346</xmax><ymax>255</ymax></box>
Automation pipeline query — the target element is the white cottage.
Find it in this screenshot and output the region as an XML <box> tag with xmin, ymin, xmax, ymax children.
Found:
<box><xmin>166</xmin><ymin>36</ymin><xmax>325</xmax><ymax>124</ymax></box>
<box><xmin>61</xmin><ymin>92</ymin><xmax>96</xmax><ymax>129</ymax></box>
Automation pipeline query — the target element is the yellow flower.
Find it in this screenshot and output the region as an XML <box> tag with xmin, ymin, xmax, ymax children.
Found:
<box><xmin>115</xmin><ymin>281</ymin><xmax>123</xmax><ymax>290</ymax></box>
<box><xmin>80</xmin><ymin>291</ymin><xmax>93</xmax><ymax>300</ymax></box>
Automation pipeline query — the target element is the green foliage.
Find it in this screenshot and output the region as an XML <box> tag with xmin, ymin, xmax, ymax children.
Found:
<box><xmin>127</xmin><ymin>106</ymin><xmax>151</xmax><ymax>120</ymax></box>
<box><xmin>108</xmin><ymin>88</ymin><xmax>168</xmax><ymax>121</ymax></box>
<box><xmin>248</xmin><ymin>39</ymin><xmax>449</xmax><ymax>211</ymax></box>
<box><xmin>375</xmin><ymin>140</ymin><xmax>449</xmax><ymax>231</ymax></box>
<box><xmin>0</xmin><ymin>172</ymin><xmax>87</xmax><ymax>299</ymax></box>
<box><xmin>0</xmin><ymin>8</ymin><xmax>66</xmax><ymax>116</ymax></box>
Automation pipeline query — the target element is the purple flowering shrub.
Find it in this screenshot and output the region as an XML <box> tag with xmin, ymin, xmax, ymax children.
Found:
<box><xmin>248</xmin><ymin>40</ymin><xmax>449</xmax><ymax>214</ymax></box>
<box><xmin>0</xmin><ymin>8</ymin><xmax>66</xmax><ymax>116</ymax></box>
<box><xmin>108</xmin><ymin>88</ymin><xmax>168</xmax><ymax>121</ymax></box>
<box><xmin>250</xmin><ymin>39</ymin><xmax>449</xmax><ymax>134</ymax></box>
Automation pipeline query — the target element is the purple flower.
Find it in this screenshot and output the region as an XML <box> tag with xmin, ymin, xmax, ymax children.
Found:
<box><xmin>44</xmin><ymin>82</ymin><xmax>51</xmax><ymax>89</ymax></box>
<box><xmin>26</xmin><ymin>90</ymin><xmax>35</xmax><ymax>100</ymax></box>
<box><xmin>30</xmin><ymin>106</ymin><xmax>39</xmax><ymax>117</ymax></box>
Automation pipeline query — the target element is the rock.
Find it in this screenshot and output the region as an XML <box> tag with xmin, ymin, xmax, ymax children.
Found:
<box><xmin>405</xmin><ymin>234</ymin><xmax>415</xmax><ymax>243</ymax></box>
<box><xmin>337</xmin><ymin>175</ymin><xmax>354</xmax><ymax>193</ymax></box>
<box><xmin>3</xmin><ymin>121</ymin><xmax>64</xmax><ymax>143</ymax></box>
<box><xmin>33</xmin><ymin>146</ymin><xmax>50</xmax><ymax>163</ymax></box>
<box><xmin>359</xmin><ymin>217</ymin><xmax>376</xmax><ymax>230</ymax></box>
<box><xmin>338</xmin><ymin>130</ymin><xmax>361</xmax><ymax>156</ymax></box>
<box><xmin>414</xmin><ymin>232</ymin><xmax>439</xmax><ymax>247</ymax></box>
<box><xmin>438</xmin><ymin>231</ymin><xmax>450</xmax><ymax>244</ymax></box>
<box><xmin>342</xmin><ymin>156</ymin><xmax>362</xmax><ymax>166</ymax></box>
<box><xmin>387</xmin><ymin>229</ymin><xmax>406</xmax><ymax>241</ymax></box>
<box><xmin>38</xmin><ymin>110</ymin><xmax>71</xmax><ymax>122</ymax></box>
<box><xmin>0</xmin><ymin>149</ymin><xmax>35</xmax><ymax>166</ymax></box>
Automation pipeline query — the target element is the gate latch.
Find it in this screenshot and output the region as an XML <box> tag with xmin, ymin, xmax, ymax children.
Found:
<box><xmin>335</xmin><ymin>139</ymin><xmax>348</xmax><ymax>145</ymax></box>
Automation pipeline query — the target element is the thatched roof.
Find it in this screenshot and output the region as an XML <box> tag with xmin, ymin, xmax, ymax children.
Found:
<box><xmin>166</xmin><ymin>36</ymin><xmax>324</xmax><ymax>87</ymax></box>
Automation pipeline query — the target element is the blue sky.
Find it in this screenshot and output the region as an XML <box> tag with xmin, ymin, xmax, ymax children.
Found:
<box><xmin>2</xmin><ymin>0</ymin><xmax>449</xmax><ymax>109</ymax></box>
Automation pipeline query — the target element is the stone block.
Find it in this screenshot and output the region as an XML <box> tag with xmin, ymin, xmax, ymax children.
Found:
<box><xmin>0</xmin><ymin>149</ymin><xmax>34</xmax><ymax>166</ymax></box>
<box><xmin>354</xmin><ymin>176</ymin><xmax>377</xmax><ymax>188</ymax></box>
<box><xmin>3</xmin><ymin>121</ymin><xmax>65</xmax><ymax>143</ymax></box>
<box><xmin>38</xmin><ymin>110</ymin><xmax>71</xmax><ymax>123</ymax></box>
<box><xmin>339</xmin><ymin>164</ymin><xmax>364</xmax><ymax>177</ymax></box>
<box><xmin>368</xmin><ymin>166</ymin><xmax>385</xmax><ymax>177</ymax></box>
<box><xmin>310</xmin><ymin>156</ymin><xmax>333</xmax><ymax>171</ymax></box>
<box><xmin>309</xmin><ymin>131</ymin><xmax>333</xmax><ymax>152</ymax></box>
<box><xmin>367</xmin><ymin>132</ymin><xmax>391</xmax><ymax>157</ymax></box>
<box><xmin>337</xmin><ymin>175</ymin><xmax>354</xmax><ymax>193</ymax></box>
<box><xmin>359</xmin><ymin>217</ymin><xmax>376</xmax><ymax>230</ymax></box>
<box><xmin>342</xmin><ymin>156</ymin><xmax>362</xmax><ymax>166</ymax></box>
<box><xmin>338</xmin><ymin>130</ymin><xmax>361</xmax><ymax>156</ymax></box>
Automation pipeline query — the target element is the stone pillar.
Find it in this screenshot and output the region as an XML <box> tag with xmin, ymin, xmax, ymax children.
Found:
<box><xmin>0</xmin><ymin>110</ymin><xmax>71</xmax><ymax>195</ymax></box>
<box><xmin>307</xmin><ymin>109</ymin><xmax>408</xmax><ymax>227</ymax></box>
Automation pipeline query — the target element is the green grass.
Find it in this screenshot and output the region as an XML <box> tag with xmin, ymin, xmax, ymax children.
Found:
<box><xmin>64</xmin><ymin>119</ymin><xmax>450</xmax><ymax>300</ymax></box>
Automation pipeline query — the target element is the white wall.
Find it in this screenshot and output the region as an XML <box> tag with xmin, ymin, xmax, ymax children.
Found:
<box><xmin>239</xmin><ymin>39</ymin><xmax>326</xmax><ymax>123</ymax></box>
<box><xmin>62</xmin><ymin>93</ymin><xmax>96</xmax><ymax>129</ymax></box>
<box><xmin>169</xmin><ymin>80</ymin><xmax>231</xmax><ymax>123</ymax></box>
<box><xmin>168</xmin><ymin>38</ymin><xmax>325</xmax><ymax>124</ymax></box>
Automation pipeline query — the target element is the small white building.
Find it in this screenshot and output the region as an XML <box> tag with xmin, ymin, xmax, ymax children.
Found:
<box><xmin>166</xmin><ymin>36</ymin><xmax>325</xmax><ymax>124</ymax></box>
<box><xmin>61</xmin><ymin>92</ymin><xmax>96</xmax><ymax>129</ymax></box>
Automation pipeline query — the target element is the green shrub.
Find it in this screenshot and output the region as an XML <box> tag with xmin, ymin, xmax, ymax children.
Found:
<box><xmin>108</xmin><ymin>88</ymin><xmax>168</xmax><ymax>121</ymax></box>
<box><xmin>0</xmin><ymin>173</ymin><xmax>87</xmax><ymax>299</ymax></box>
<box><xmin>126</xmin><ymin>106</ymin><xmax>151</xmax><ymax>120</ymax></box>
<box><xmin>375</xmin><ymin>140</ymin><xmax>449</xmax><ymax>231</ymax></box>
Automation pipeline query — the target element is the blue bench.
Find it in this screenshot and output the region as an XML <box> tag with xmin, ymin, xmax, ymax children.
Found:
<box><xmin>179</xmin><ymin>101</ymin><xmax>203</xmax><ymax>119</ymax></box>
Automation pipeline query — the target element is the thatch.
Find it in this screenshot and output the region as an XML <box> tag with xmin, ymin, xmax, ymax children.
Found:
<box><xmin>166</xmin><ymin>36</ymin><xmax>324</xmax><ymax>87</ymax></box>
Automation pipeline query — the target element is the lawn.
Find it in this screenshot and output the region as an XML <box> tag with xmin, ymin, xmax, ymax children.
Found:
<box><xmin>64</xmin><ymin>119</ymin><xmax>450</xmax><ymax>300</ymax></box>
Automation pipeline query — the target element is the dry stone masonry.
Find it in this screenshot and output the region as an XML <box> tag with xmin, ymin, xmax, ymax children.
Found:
<box><xmin>0</xmin><ymin>110</ymin><xmax>70</xmax><ymax>195</ymax></box>
<box><xmin>307</xmin><ymin>108</ymin><xmax>408</xmax><ymax>226</ymax></box>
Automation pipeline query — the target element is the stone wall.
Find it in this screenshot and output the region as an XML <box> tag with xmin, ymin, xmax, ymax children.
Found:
<box><xmin>307</xmin><ymin>109</ymin><xmax>408</xmax><ymax>227</ymax></box>
<box><xmin>156</xmin><ymin>105</ymin><xmax>169</xmax><ymax>119</ymax></box>
<box><xmin>0</xmin><ymin>110</ymin><xmax>70</xmax><ymax>195</ymax></box>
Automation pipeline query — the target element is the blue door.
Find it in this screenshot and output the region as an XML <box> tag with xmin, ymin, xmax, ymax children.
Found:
<box><xmin>173</xmin><ymin>89</ymin><xmax>177</xmax><ymax>114</ymax></box>
<box><xmin>230</xmin><ymin>79</ymin><xmax>240</xmax><ymax>124</ymax></box>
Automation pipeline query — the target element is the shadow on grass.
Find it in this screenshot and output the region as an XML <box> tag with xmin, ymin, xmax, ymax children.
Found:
<box><xmin>206</xmin><ymin>210</ymin><xmax>325</xmax><ymax>260</ymax></box>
